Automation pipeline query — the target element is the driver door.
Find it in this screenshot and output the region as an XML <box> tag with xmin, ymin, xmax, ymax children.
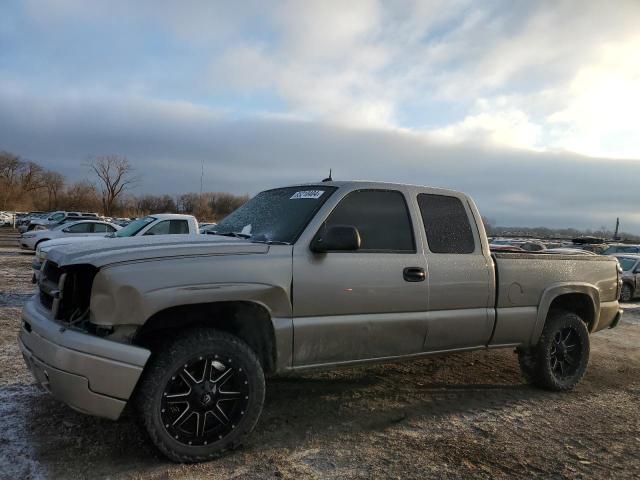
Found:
<box><xmin>291</xmin><ymin>188</ymin><xmax>429</xmax><ymax>367</ymax></box>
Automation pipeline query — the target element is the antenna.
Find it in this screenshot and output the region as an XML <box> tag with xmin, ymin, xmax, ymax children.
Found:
<box><xmin>322</xmin><ymin>169</ymin><xmax>333</xmax><ymax>182</ymax></box>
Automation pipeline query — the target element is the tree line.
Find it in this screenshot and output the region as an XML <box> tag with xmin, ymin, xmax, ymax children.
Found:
<box><xmin>0</xmin><ymin>150</ymin><xmax>248</xmax><ymax>221</ymax></box>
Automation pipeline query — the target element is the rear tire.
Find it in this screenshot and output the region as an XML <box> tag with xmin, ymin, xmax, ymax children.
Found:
<box><xmin>518</xmin><ymin>310</ymin><xmax>590</xmax><ymax>391</ymax></box>
<box><xmin>136</xmin><ymin>329</ymin><xmax>265</xmax><ymax>463</ymax></box>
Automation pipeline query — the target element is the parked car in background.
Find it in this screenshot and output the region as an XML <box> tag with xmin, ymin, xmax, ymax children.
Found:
<box><xmin>20</xmin><ymin>220</ymin><xmax>120</xmax><ymax>251</ymax></box>
<box><xmin>613</xmin><ymin>254</ymin><xmax>640</xmax><ymax>301</ymax></box>
<box><xmin>489</xmin><ymin>244</ymin><xmax>524</xmax><ymax>252</ymax></box>
<box><xmin>544</xmin><ymin>248</ymin><xmax>598</xmax><ymax>256</ymax></box>
<box><xmin>112</xmin><ymin>217</ymin><xmax>132</xmax><ymax>227</ymax></box>
<box><xmin>31</xmin><ymin>214</ymin><xmax>200</xmax><ymax>281</ymax></box>
<box><xmin>27</xmin><ymin>211</ymin><xmax>99</xmax><ymax>232</ymax></box>
<box><xmin>602</xmin><ymin>244</ymin><xmax>640</xmax><ymax>255</ymax></box>
<box><xmin>518</xmin><ymin>241</ymin><xmax>546</xmax><ymax>252</ymax></box>
<box><xmin>111</xmin><ymin>213</ymin><xmax>198</xmax><ymax>237</ymax></box>
<box><xmin>0</xmin><ymin>211</ymin><xmax>15</xmax><ymax>226</ymax></box>
<box><xmin>198</xmin><ymin>222</ymin><xmax>218</xmax><ymax>234</ymax></box>
<box><xmin>17</xmin><ymin>212</ymin><xmax>48</xmax><ymax>233</ymax></box>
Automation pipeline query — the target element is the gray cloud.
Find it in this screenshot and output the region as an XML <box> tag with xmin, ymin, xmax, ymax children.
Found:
<box><xmin>1</xmin><ymin>90</ymin><xmax>638</xmax><ymax>233</ymax></box>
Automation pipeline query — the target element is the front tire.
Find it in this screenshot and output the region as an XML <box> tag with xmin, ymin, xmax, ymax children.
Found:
<box><xmin>518</xmin><ymin>310</ymin><xmax>590</xmax><ymax>391</ymax></box>
<box><xmin>136</xmin><ymin>329</ymin><xmax>265</xmax><ymax>463</ymax></box>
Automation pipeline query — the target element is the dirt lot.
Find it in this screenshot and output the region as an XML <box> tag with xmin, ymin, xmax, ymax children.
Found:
<box><xmin>1</xmin><ymin>227</ymin><xmax>639</xmax><ymax>479</ymax></box>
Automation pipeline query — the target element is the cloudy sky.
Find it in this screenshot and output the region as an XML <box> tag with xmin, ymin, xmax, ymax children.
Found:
<box><xmin>1</xmin><ymin>0</ymin><xmax>640</xmax><ymax>231</ymax></box>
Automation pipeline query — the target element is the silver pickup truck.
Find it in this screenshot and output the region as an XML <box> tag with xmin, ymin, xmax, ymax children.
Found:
<box><xmin>19</xmin><ymin>181</ymin><xmax>623</xmax><ymax>462</ymax></box>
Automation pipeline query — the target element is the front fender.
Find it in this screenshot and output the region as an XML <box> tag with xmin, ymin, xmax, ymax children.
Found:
<box><xmin>89</xmin><ymin>247</ymin><xmax>293</xmax><ymax>327</ymax></box>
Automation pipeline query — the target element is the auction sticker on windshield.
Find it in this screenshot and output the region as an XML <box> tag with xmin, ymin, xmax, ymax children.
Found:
<box><xmin>290</xmin><ymin>190</ymin><xmax>324</xmax><ymax>199</ymax></box>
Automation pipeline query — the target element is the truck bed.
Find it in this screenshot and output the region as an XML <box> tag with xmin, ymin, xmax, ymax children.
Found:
<box><xmin>489</xmin><ymin>252</ymin><xmax>620</xmax><ymax>346</ymax></box>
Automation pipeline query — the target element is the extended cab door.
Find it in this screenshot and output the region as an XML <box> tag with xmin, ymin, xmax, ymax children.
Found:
<box><xmin>291</xmin><ymin>188</ymin><xmax>429</xmax><ymax>367</ymax></box>
<box><xmin>415</xmin><ymin>191</ymin><xmax>495</xmax><ymax>351</ymax></box>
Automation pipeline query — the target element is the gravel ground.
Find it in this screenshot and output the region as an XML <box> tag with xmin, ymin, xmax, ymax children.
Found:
<box><xmin>0</xmin><ymin>227</ymin><xmax>639</xmax><ymax>479</ymax></box>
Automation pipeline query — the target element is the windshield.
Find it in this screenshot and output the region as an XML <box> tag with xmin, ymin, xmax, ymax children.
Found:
<box><xmin>618</xmin><ymin>258</ymin><xmax>637</xmax><ymax>271</ymax></box>
<box><xmin>213</xmin><ymin>186</ymin><xmax>336</xmax><ymax>244</ymax></box>
<box><xmin>115</xmin><ymin>216</ymin><xmax>156</xmax><ymax>237</ymax></box>
<box><xmin>50</xmin><ymin>223</ymin><xmax>67</xmax><ymax>231</ymax></box>
<box><xmin>49</xmin><ymin>212</ymin><xmax>65</xmax><ymax>222</ymax></box>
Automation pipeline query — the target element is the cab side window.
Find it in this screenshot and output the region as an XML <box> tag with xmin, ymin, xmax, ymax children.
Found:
<box><xmin>169</xmin><ymin>220</ymin><xmax>189</xmax><ymax>234</ymax></box>
<box><xmin>144</xmin><ymin>221</ymin><xmax>170</xmax><ymax>235</ymax></box>
<box><xmin>417</xmin><ymin>194</ymin><xmax>475</xmax><ymax>254</ymax></box>
<box><xmin>324</xmin><ymin>190</ymin><xmax>415</xmax><ymax>252</ymax></box>
<box><xmin>144</xmin><ymin>220</ymin><xmax>189</xmax><ymax>235</ymax></box>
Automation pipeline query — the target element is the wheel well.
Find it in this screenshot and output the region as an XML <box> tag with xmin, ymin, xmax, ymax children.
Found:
<box><xmin>134</xmin><ymin>301</ymin><xmax>277</xmax><ymax>374</ymax></box>
<box><xmin>548</xmin><ymin>293</ymin><xmax>595</xmax><ymax>330</ymax></box>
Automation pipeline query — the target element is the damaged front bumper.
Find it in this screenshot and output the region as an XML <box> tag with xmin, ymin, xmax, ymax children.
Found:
<box><xmin>19</xmin><ymin>296</ymin><xmax>151</xmax><ymax>420</ymax></box>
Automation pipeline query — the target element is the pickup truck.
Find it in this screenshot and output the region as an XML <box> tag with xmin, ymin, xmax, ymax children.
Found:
<box><xmin>19</xmin><ymin>181</ymin><xmax>623</xmax><ymax>462</ymax></box>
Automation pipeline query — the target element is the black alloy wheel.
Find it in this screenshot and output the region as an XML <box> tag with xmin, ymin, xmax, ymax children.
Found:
<box><xmin>161</xmin><ymin>355</ymin><xmax>250</xmax><ymax>447</ymax></box>
<box><xmin>548</xmin><ymin>326</ymin><xmax>582</xmax><ymax>381</ymax></box>
<box><xmin>517</xmin><ymin>310</ymin><xmax>590</xmax><ymax>391</ymax></box>
<box><xmin>137</xmin><ymin>329</ymin><xmax>265</xmax><ymax>463</ymax></box>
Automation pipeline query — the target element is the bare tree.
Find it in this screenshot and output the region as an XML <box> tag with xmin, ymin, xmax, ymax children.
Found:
<box><xmin>86</xmin><ymin>155</ymin><xmax>138</xmax><ymax>216</ymax></box>
<box><xmin>41</xmin><ymin>171</ymin><xmax>65</xmax><ymax>210</ymax></box>
<box><xmin>61</xmin><ymin>181</ymin><xmax>101</xmax><ymax>212</ymax></box>
<box><xmin>0</xmin><ymin>151</ymin><xmax>23</xmax><ymax>209</ymax></box>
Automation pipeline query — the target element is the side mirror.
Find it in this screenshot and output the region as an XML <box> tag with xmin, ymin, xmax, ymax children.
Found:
<box><xmin>62</xmin><ymin>228</ymin><xmax>70</xmax><ymax>233</ymax></box>
<box><xmin>310</xmin><ymin>225</ymin><xmax>361</xmax><ymax>253</ymax></box>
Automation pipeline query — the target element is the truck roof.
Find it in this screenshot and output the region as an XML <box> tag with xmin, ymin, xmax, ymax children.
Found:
<box><xmin>285</xmin><ymin>180</ymin><xmax>465</xmax><ymax>196</ymax></box>
<box><xmin>147</xmin><ymin>213</ymin><xmax>196</xmax><ymax>220</ymax></box>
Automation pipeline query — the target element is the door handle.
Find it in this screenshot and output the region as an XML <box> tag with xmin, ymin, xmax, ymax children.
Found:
<box><xmin>403</xmin><ymin>267</ymin><xmax>426</xmax><ymax>282</ymax></box>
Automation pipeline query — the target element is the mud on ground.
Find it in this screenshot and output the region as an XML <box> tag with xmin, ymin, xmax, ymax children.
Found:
<box><xmin>0</xmin><ymin>227</ymin><xmax>639</xmax><ymax>479</ymax></box>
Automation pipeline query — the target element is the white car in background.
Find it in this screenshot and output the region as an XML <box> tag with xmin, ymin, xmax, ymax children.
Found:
<box><xmin>20</xmin><ymin>220</ymin><xmax>120</xmax><ymax>251</ymax></box>
<box><xmin>32</xmin><ymin>214</ymin><xmax>199</xmax><ymax>281</ymax></box>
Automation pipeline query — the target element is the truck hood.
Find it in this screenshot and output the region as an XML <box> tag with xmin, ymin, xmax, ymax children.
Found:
<box><xmin>46</xmin><ymin>234</ymin><xmax>269</xmax><ymax>268</ymax></box>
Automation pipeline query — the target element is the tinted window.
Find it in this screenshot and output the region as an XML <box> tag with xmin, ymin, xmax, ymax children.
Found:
<box><xmin>145</xmin><ymin>220</ymin><xmax>170</xmax><ymax>235</ymax></box>
<box><xmin>169</xmin><ymin>220</ymin><xmax>189</xmax><ymax>234</ymax></box>
<box><xmin>93</xmin><ymin>223</ymin><xmax>109</xmax><ymax>232</ymax></box>
<box><xmin>66</xmin><ymin>222</ymin><xmax>92</xmax><ymax>233</ymax></box>
<box><xmin>323</xmin><ymin>190</ymin><xmax>415</xmax><ymax>252</ymax></box>
<box><xmin>417</xmin><ymin>194</ymin><xmax>475</xmax><ymax>254</ymax></box>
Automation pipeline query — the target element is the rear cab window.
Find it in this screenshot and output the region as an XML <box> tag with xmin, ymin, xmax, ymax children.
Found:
<box><xmin>417</xmin><ymin>193</ymin><xmax>476</xmax><ymax>254</ymax></box>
